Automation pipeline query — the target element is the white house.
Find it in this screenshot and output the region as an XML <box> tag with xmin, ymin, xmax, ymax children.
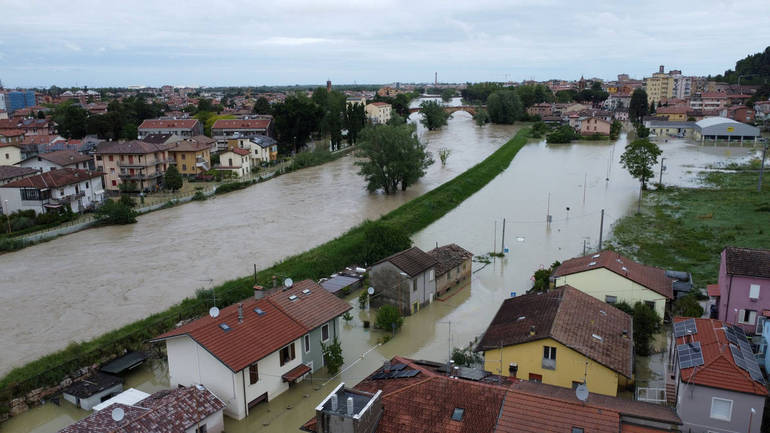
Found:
<box><xmin>18</xmin><ymin>149</ymin><xmax>93</xmax><ymax>172</ymax></box>
<box><xmin>365</xmin><ymin>102</ymin><xmax>393</xmax><ymax>125</ymax></box>
<box><xmin>0</xmin><ymin>168</ymin><xmax>104</xmax><ymax>215</ymax></box>
<box><xmin>216</xmin><ymin>147</ymin><xmax>251</xmax><ymax>177</ymax></box>
<box><xmin>151</xmin><ymin>296</ymin><xmax>310</xmax><ymax>420</ymax></box>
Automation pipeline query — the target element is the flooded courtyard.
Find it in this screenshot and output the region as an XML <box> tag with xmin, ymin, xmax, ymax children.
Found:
<box><xmin>1</xmin><ymin>121</ymin><xmax>759</xmax><ymax>432</ymax></box>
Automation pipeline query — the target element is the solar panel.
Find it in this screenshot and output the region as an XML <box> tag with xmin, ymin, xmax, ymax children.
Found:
<box><xmin>725</xmin><ymin>327</ymin><xmax>739</xmax><ymax>346</ymax></box>
<box><xmin>677</xmin><ymin>342</ymin><xmax>704</xmax><ymax>369</ymax></box>
<box><xmin>725</xmin><ymin>328</ymin><xmax>766</xmax><ymax>384</ymax></box>
<box><xmin>730</xmin><ymin>345</ymin><xmax>746</xmax><ymax>369</ymax></box>
<box><xmin>390</xmin><ymin>363</ymin><xmax>406</xmax><ymax>371</ymax></box>
<box><xmin>674</xmin><ymin>319</ymin><xmax>698</xmax><ymax>338</ymax></box>
<box><xmin>397</xmin><ymin>370</ymin><xmax>420</xmax><ymax>378</ymax></box>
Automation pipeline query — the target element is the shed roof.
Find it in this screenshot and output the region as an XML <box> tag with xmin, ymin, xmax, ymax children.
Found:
<box><xmin>428</xmin><ymin>243</ymin><xmax>473</xmax><ymax>276</ymax></box>
<box><xmin>62</xmin><ymin>373</ymin><xmax>122</xmax><ymax>398</ymax></box>
<box><xmin>375</xmin><ymin>247</ymin><xmax>438</xmax><ymax>277</ymax></box>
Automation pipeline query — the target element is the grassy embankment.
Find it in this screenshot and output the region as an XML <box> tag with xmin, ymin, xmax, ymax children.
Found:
<box><xmin>608</xmin><ymin>161</ymin><xmax>770</xmax><ymax>287</ymax></box>
<box><xmin>0</xmin><ymin>128</ymin><xmax>530</xmax><ymax>412</ymax></box>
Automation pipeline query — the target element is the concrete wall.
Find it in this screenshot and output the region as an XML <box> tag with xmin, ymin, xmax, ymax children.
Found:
<box><xmin>1</xmin><ymin>145</ymin><xmax>22</xmax><ymax>165</ymax></box>
<box><xmin>677</xmin><ymin>381</ymin><xmax>765</xmax><ymax>433</ymax></box>
<box><xmin>370</xmin><ymin>261</ymin><xmax>411</xmax><ymax>315</ymax></box>
<box><xmin>436</xmin><ymin>258</ymin><xmax>472</xmax><ymax>294</ymax></box>
<box><xmin>554</xmin><ymin>267</ymin><xmax>667</xmax><ymax>319</ymax></box>
<box><xmin>184</xmin><ymin>410</ymin><xmax>224</xmax><ymax>433</ymax></box>
<box><xmin>482</xmin><ymin>337</ymin><xmax>623</xmax><ymax>397</ymax></box>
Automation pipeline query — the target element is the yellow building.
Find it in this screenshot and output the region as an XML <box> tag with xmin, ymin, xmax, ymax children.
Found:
<box><xmin>168</xmin><ymin>136</ymin><xmax>212</xmax><ymax>176</ymax></box>
<box><xmin>644</xmin><ymin>66</ymin><xmax>674</xmax><ymax>106</ymax></box>
<box><xmin>477</xmin><ymin>286</ymin><xmax>633</xmax><ymax>397</ymax></box>
<box><xmin>552</xmin><ymin>250</ymin><xmax>673</xmax><ymax>319</ymax></box>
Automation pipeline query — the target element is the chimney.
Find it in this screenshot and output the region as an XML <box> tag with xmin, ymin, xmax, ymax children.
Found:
<box><xmin>509</xmin><ymin>363</ymin><xmax>518</xmax><ymax>378</ymax></box>
<box><xmin>253</xmin><ymin>285</ymin><xmax>264</xmax><ymax>300</ymax></box>
<box><xmin>453</xmin><ymin>366</ymin><xmax>459</xmax><ymax>378</ymax></box>
<box><xmin>383</xmin><ymin>360</ymin><xmax>391</xmax><ymax>373</ymax></box>
<box><xmin>448</xmin><ymin>360</ymin><xmax>455</xmax><ymax>377</ymax></box>
<box><xmin>238</xmin><ymin>303</ymin><xmax>244</xmax><ymax>323</ymax></box>
<box><xmin>346</xmin><ymin>397</ymin><xmax>354</xmax><ymax>416</ymax></box>
<box><xmin>331</xmin><ymin>394</ymin><xmax>338</xmax><ymax>411</ymax></box>
<box><xmin>529</xmin><ymin>325</ymin><xmax>536</xmax><ymax>336</ymax></box>
<box><xmin>272</xmin><ymin>275</ymin><xmax>277</xmax><ymax>288</ymax></box>
<box><xmin>659</xmin><ymin>65</ymin><xmax>664</xmax><ymax>74</ymax></box>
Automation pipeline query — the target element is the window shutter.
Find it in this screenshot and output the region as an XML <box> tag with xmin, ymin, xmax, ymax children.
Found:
<box><xmin>750</xmin><ymin>284</ymin><xmax>760</xmax><ymax>300</ymax></box>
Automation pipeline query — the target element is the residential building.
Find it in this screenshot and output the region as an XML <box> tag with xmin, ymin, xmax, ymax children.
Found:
<box><xmin>365</xmin><ymin>102</ymin><xmax>392</xmax><ymax>125</ymax></box>
<box><xmin>4</xmin><ymin>90</ymin><xmax>36</xmax><ymax>114</ymax></box>
<box><xmin>137</xmin><ymin>118</ymin><xmax>203</xmax><ymax>139</ymax></box>
<box><xmin>152</xmin><ymin>280</ymin><xmax>350</xmax><ymax>420</ymax></box>
<box><xmin>0</xmin><ymin>142</ymin><xmax>23</xmax><ymax>165</ymax></box>
<box><xmin>211</xmin><ymin>117</ymin><xmax>272</xmax><ymax>148</ymax></box>
<box><xmin>216</xmin><ymin>147</ymin><xmax>251</xmax><ymax>177</ymax></box>
<box><xmin>427</xmin><ymin>243</ymin><xmax>473</xmax><ymax>295</ymax></box>
<box><xmin>62</xmin><ymin>373</ymin><xmax>123</xmax><ymax>411</ymax></box>
<box><xmin>370</xmin><ymin>247</ymin><xmax>438</xmax><ymax>315</ymax></box>
<box><xmin>18</xmin><ymin>150</ymin><xmax>93</xmax><ymax>172</ymax></box>
<box><xmin>717</xmin><ymin>247</ymin><xmax>770</xmax><ymax>334</ymax></box>
<box><xmin>758</xmin><ymin>319</ymin><xmax>770</xmax><ymax>372</ymax></box>
<box><xmin>693</xmin><ymin>117</ymin><xmax>759</xmax><ymax>144</ymax></box>
<box><xmin>644</xmin><ymin>65</ymin><xmax>675</xmax><ymax>105</ymax></box>
<box><xmin>249</xmin><ymin>135</ymin><xmax>278</xmax><ymax>163</ymax></box>
<box><xmin>0</xmin><ymin>168</ymin><xmax>104</xmax><ymax>214</ymax></box>
<box><xmin>0</xmin><ymin>165</ymin><xmax>37</xmax><ymax>187</ymax></box>
<box><xmin>669</xmin><ymin>317</ymin><xmax>767</xmax><ymax>433</ymax></box>
<box><xmin>0</xmin><ymin>129</ymin><xmax>24</xmax><ymax>147</ymax></box>
<box><xmin>94</xmin><ymin>140</ymin><xmax>169</xmax><ymax>192</ymax></box>
<box><xmin>60</xmin><ymin>385</ymin><xmax>226</xmax><ymax>433</ymax></box>
<box><xmin>579</xmin><ymin>117</ymin><xmax>611</xmax><ymax>136</ymax></box>
<box><xmin>727</xmin><ymin>105</ymin><xmax>755</xmax><ymax>124</ymax></box>
<box><xmin>141</xmin><ymin>133</ymin><xmax>182</xmax><ymax>147</ymax></box>
<box><xmin>263</xmin><ymin>280</ymin><xmax>351</xmax><ymax>373</ymax></box>
<box><xmin>346</xmin><ymin>96</ymin><xmax>366</xmax><ymax>107</ymax></box>
<box><xmin>656</xmin><ymin>105</ymin><xmax>690</xmax><ymax>122</ymax></box>
<box><xmin>19</xmin><ymin>118</ymin><xmax>54</xmax><ymax>136</ymax></box>
<box><xmin>168</xmin><ymin>136</ymin><xmax>211</xmax><ymax>176</ymax></box>
<box><xmin>476</xmin><ymin>286</ymin><xmax>633</xmax><ymax>397</ymax></box>
<box><xmin>301</xmin><ymin>356</ymin><xmax>681</xmax><ymax>433</ymax></box>
<box><xmin>527</xmin><ymin>102</ymin><xmax>553</xmax><ymax>117</ymax></box>
<box><xmin>553</xmin><ymin>250</ymin><xmax>674</xmax><ymax>318</ymax></box>
<box><xmin>689</xmin><ymin>92</ymin><xmax>728</xmax><ymax>111</ymax></box>
<box><xmin>645</xmin><ymin>120</ymin><xmax>695</xmax><ymax>138</ymax></box>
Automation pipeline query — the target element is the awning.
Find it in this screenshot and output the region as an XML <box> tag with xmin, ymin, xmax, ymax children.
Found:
<box><xmin>707</xmin><ymin>284</ymin><xmax>720</xmax><ymax>297</ymax></box>
<box><xmin>282</xmin><ymin>364</ymin><xmax>311</xmax><ymax>382</ymax></box>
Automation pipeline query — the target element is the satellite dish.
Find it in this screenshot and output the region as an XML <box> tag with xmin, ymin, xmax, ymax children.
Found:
<box><xmin>284</xmin><ymin>278</ymin><xmax>293</xmax><ymax>288</ymax></box>
<box><xmin>209</xmin><ymin>307</ymin><xmax>220</xmax><ymax>318</ymax></box>
<box><xmin>575</xmin><ymin>384</ymin><xmax>589</xmax><ymax>402</ymax></box>
<box><xmin>111</xmin><ymin>407</ymin><xmax>125</xmax><ymax>422</ymax></box>
<box><xmin>367</xmin><ymin>287</ymin><xmax>375</xmax><ymax>295</ymax></box>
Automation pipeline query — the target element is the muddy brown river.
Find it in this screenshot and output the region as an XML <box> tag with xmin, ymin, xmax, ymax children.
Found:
<box><xmin>0</xmin><ymin>105</ymin><xmax>758</xmax><ymax>431</ymax></box>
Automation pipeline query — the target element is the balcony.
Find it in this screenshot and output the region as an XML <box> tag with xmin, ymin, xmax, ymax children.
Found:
<box><xmin>118</xmin><ymin>172</ymin><xmax>163</xmax><ymax>181</ymax></box>
<box><xmin>117</xmin><ymin>158</ymin><xmax>168</xmax><ymax>168</ymax></box>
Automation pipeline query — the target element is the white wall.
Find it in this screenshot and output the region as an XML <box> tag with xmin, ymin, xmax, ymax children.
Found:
<box><xmin>242</xmin><ymin>338</ymin><xmax>303</xmax><ymax>414</ymax></box>
<box><xmin>184</xmin><ymin>410</ymin><xmax>225</xmax><ymax>433</ymax></box>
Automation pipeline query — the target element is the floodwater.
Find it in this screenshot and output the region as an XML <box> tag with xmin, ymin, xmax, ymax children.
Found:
<box><xmin>0</xmin><ymin>106</ymin><xmax>517</xmax><ymax>376</ymax></box>
<box><xmin>3</xmin><ymin>129</ymin><xmax>758</xmax><ymax>432</ymax></box>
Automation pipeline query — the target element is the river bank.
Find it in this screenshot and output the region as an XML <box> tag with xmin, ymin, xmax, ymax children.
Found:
<box><xmin>0</xmin><ymin>127</ymin><xmax>530</xmax><ymax>420</ymax></box>
<box><xmin>608</xmin><ymin>161</ymin><xmax>769</xmax><ymax>287</ymax></box>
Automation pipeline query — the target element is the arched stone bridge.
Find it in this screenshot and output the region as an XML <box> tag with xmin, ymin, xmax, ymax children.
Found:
<box><xmin>408</xmin><ymin>105</ymin><xmax>483</xmax><ymax>116</ymax></box>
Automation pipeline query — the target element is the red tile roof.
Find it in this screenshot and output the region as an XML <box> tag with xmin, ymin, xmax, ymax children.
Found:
<box><xmin>153</xmin><ymin>279</ymin><xmax>349</xmax><ymax>372</ymax></box>
<box><xmin>0</xmin><ymin>168</ymin><xmax>102</xmax><ymax>189</ymax></box>
<box><xmin>673</xmin><ymin>317</ymin><xmax>767</xmax><ymax>396</ymax></box>
<box><xmin>724</xmin><ymin>246</ymin><xmax>770</xmax><ymax>279</ymax></box>
<box><xmin>267</xmin><ymin>280</ymin><xmax>351</xmax><ymax>331</ymax></box>
<box><xmin>169</xmin><ymin>136</ymin><xmax>212</xmax><ymax>152</ymax></box>
<box><xmin>0</xmin><ymin>165</ymin><xmax>38</xmax><ymax>181</ymax></box>
<box><xmin>225</xmin><ymin>147</ymin><xmax>250</xmax><ymax>156</ymax></box>
<box><xmin>375</xmin><ymin>246</ymin><xmax>438</xmax><ymax>277</ymax></box>
<box><xmin>707</xmin><ymin>284</ymin><xmax>720</xmax><ymax>297</ymax></box>
<box><xmin>477</xmin><ymin>286</ymin><xmax>634</xmax><ymax>378</ymax></box>
<box><xmin>553</xmin><ymin>250</ymin><xmax>674</xmax><ymax>299</ymax></box>
<box><xmin>95</xmin><ymin>140</ymin><xmax>169</xmax><ymax>155</ymax></box>
<box><xmin>60</xmin><ymin>385</ymin><xmax>225</xmax><ymax>433</ymax></box>
<box><xmin>32</xmin><ymin>150</ymin><xmax>91</xmax><ymax>167</ymax></box>
<box><xmin>0</xmin><ymin>129</ymin><xmax>24</xmax><ymax>137</ymax></box>
<box><xmin>212</xmin><ymin>118</ymin><xmax>271</xmax><ymax>130</ymax></box>
<box><xmin>428</xmin><ymin>243</ymin><xmax>473</xmax><ymax>277</ymax></box>
<box><xmin>139</xmin><ymin>119</ymin><xmax>200</xmax><ymax>130</ymax></box>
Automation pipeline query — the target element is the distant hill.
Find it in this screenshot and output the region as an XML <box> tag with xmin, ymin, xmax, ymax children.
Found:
<box><xmin>712</xmin><ymin>46</ymin><xmax>770</xmax><ymax>85</ymax></box>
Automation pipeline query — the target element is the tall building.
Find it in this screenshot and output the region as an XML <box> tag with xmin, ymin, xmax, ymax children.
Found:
<box><xmin>5</xmin><ymin>90</ymin><xmax>36</xmax><ymax>114</ymax></box>
<box><xmin>644</xmin><ymin>65</ymin><xmax>674</xmax><ymax>105</ymax></box>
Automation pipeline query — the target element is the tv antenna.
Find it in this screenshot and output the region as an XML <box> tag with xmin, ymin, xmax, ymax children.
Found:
<box><xmin>111</xmin><ymin>407</ymin><xmax>125</xmax><ymax>422</ymax></box>
<box><xmin>284</xmin><ymin>278</ymin><xmax>293</xmax><ymax>288</ymax></box>
<box><xmin>575</xmin><ymin>384</ymin><xmax>589</xmax><ymax>402</ymax></box>
<box><xmin>209</xmin><ymin>307</ymin><xmax>220</xmax><ymax>318</ymax></box>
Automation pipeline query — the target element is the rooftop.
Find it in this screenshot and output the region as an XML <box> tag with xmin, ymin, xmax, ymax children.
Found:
<box><xmin>553</xmin><ymin>250</ymin><xmax>674</xmax><ymax>299</ymax></box>
<box><xmin>476</xmin><ymin>286</ymin><xmax>634</xmax><ymax>378</ymax></box>
<box><xmin>62</xmin><ymin>373</ymin><xmax>122</xmax><ymax>399</ymax></box>
<box><xmin>266</xmin><ymin>279</ymin><xmax>351</xmax><ymax>331</ymax></box>
<box><xmin>1</xmin><ymin>168</ymin><xmax>103</xmax><ymax>189</ymax></box>
<box><xmin>375</xmin><ymin>246</ymin><xmax>438</xmax><ymax>277</ymax></box>
<box><xmin>26</xmin><ymin>150</ymin><xmax>91</xmax><ymax>167</ymax></box>
<box><xmin>212</xmin><ymin>118</ymin><xmax>271</xmax><ymax>130</ymax></box>
<box><xmin>95</xmin><ymin>140</ymin><xmax>169</xmax><ymax>155</ymax></box>
<box><xmin>138</xmin><ymin>119</ymin><xmax>199</xmax><ymax>130</ymax></box>
<box><xmin>428</xmin><ymin>243</ymin><xmax>473</xmax><ymax>277</ymax></box>
<box><xmin>723</xmin><ymin>246</ymin><xmax>770</xmax><ymax>279</ymax></box>
<box><xmin>0</xmin><ymin>165</ymin><xmax>38</xmax><ymax>181</ymax></box>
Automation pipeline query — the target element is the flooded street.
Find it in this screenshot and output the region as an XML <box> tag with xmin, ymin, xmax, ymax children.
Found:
<box><xmin>0</xmin><ymin>103</ymin><xmax>516</xmax><ymax>376</ymax></box>
<box><xmin>3</xmin><ymin>127</ymin><xmax>758</xmax><ymax>432</ymax></box>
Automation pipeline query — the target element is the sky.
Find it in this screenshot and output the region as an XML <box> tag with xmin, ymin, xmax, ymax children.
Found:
<box><xmin>1</xmin><ymin>0</ymin><xmax>770</xmax><ymax>88</ymax></box>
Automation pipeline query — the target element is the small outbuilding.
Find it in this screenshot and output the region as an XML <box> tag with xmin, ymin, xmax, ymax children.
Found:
<box><xmin>694</xmin><ymin>117</ymin><xmax>759</xmax><ymax>144</ymax></box>
<box><xmin>62</xmin><ymin>372</ymin><xmax>123</xmax><ymax>410</ymax></box>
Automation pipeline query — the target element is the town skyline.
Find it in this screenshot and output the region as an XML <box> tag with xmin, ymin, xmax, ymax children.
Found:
<box><xmin>2</xmin><ymin>0</ymin><xmax>770</xmax><ymax>87</ymax></box>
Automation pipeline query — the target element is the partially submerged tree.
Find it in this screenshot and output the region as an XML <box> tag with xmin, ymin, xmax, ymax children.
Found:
<box><xmin>356</xmin><ymin>124</ymin><xmax>434</xmax><ymax>194</ymax></box>
<box><xmin>438</xmin><ymin>147</ymin><xmax>451</xmax><ymax>166</ymax></box>
<box><xmin>321</xmin><ymin>337</ymin><xmax>344</xmax><ymax>375</ymax></box>
<box><xmin>620</xmin><ymin>138</ymin><xmax>662</xmax><ymax>212</ymax></box>
<box><xmin>629</xmin><ymin>89</ymin><xmax>649</xmax><ymax>124</ymax></box>
<box><xmin>164</xmin><ymin>165</ymin><xmax>183</xmax><ymax>191</ymax></box>
<box><xmin>486</xmin><ymin>90</ymin><xmax>523</xmax><ymax>124</ymax></box>
<box><xmin>473</xmin><ymin>107</ymin><xmax>490</xmax><ymax>126</ymax></box>
<box><xmin>419</xmin><ymin>100</ymin><xmax>450</xmax><ymax>130</ymax></box>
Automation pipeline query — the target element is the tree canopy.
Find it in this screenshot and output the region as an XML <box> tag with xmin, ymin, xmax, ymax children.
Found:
<box><xmin>355</xmin><ymin>123</ymin><xmax>434</xmax><ymax>194</ymax></box>
<box><xmin>418</xmin><ymin>100</ymin><xmax>450</xmax><ymax>130</ymax></box>
<box><xmin>461</xmin><ymin>82</ymin><xmax>504</xmax><ymax>103</ymax></box>
<box><xmin>486</xmin><ymin>90</ymin><xmax>523</xmax><ymax>124</ymax></box>
<box><xmin>712</xmin><ymin>46</ymin><xmax>770</xmax><ymax>85</ymax></box>
<box><xmin>620</xmin><ymin>138</ymin><xmax>662</xmax><ymax>189</ymax></box>
<box><xmin>629</xmin><ymin>89</ymin><xmax>649</xmax><ymax>124</ymax></box>
<box><xmin>164</xmin><ymin>165</ymin><xmax>183</xmax><ymax>191</ymax></box>
<box><xmin>271</xmin><ymin>93</ymin><xmax>324</xmax><ymax>153</ymax></box>
<box><xmin>253</xmin><ymin>97</ymin><xmax>271</xmax><ymax>114</ymax></box>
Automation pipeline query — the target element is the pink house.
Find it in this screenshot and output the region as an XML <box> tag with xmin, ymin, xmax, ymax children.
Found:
<box><xmin>717</xmin><ymin>247</ymin><xmax>770</xmax><ymax>334</ymax></box>
<box><xmin>579</xmin><ymin>117</ymin><xmax>611</xmax><ymax>136</ymax></box>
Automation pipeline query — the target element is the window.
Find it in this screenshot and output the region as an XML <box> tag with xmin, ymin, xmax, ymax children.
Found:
<box><xmin>304</xmin><ymin>334</ymin><xmax>310</xmax><ymax>352</ymax></box>
<box><xmin>195</xmin><ymin>425</ymin><xmax>207</xmax><ymax>433</ymax></box>
<box><xmin>605</xmin><ymin>295</ymin><xmax>617</xmax><ymax>304</ymax></box>
<box><xmin>542</xmin><ymin>346</ymin><xmax>556</xmax><ymax>369</ymax></box>
<box><xmin>249</xmin><ymin>363</ymin><xmax>259</xmax><ymax>384</ymax></box>
<box><xmin>528</xmin><ymin>373</ymin><xmax>542</xmax><ymax>383</ymax></box>
<box><xmin>413</xmin><ymin>280</ymin><xmax>417</xmax><ymax>292</ymax></box>
<box><xmin>182</xmin><ymin>164</ymin><xmax>187</xmax><ymax>171</ymax></box>
<box><xmin>182</xmin><ymin>153</ymin><xmax>186</xmax><ymax>160</ymax></box>
<box><xmin>321</xmin><ymin>324</ymin><xmax>329</xmax><ymax>342</ymax></box>
<box><xmin>750</xmin><ymin>284</ymin><xmax>760</xmax><ymax>300</ymax></box>
<box><xmin>280</xmin><ymin>343</ymin><xmax>296</xmax><ymax>366</ymax></box>
<box><xmin>738</xmin><ymin>309</ymin><xmax>757</xmax><ymax>325</ymax></box>
<box><xmin>429</xmin><ymin>270</ymin><xmax>434</xmax><ymax>281</ymax></box>
<box><xmin>644</xmin><ymin>300</ymin><xmax>655</xmax><ymax>310</ymax></box>
<box><xmin>571</xmin><ymin>428</ymin><xmax>584</xmax><ymax>433</ymax></box>
<box><xmin>451</xmin><ymin>408</ymin><xmax>464</xmax><ymax>421</ymax></box>
<box><xmin>110</xmin><ymin>168</ymin><xmax>115</xmax><ymax>174</ymax></box>
<box><xmin>4</xmin><ymin>153</ymin><xmax>8</xmax><ymax>160</ymax></box>
<box><xmin>85</xmin><ymin>182</ymin><xmax>89</xmax><ymax>189</ymax></box>
<box><xmin>709</xmin><ymin>397</ymin><xmax>732</xmax><ymax>421</ymax></box>
<box><xmin>111</xmin><ymin>180</ymin><xmax>117</xmax><ymax>186</ymax></box>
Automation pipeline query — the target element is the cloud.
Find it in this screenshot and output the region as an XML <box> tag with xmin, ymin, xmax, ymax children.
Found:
<box><xmin>259</xmin><ymin>37</ymin><xmax>332</xmax><ymax>46</ymax></box>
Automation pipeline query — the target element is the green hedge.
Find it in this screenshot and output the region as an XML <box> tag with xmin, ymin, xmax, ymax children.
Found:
<box><xmin>0</xmin><ymin>128</ymin><xmax>530</xmax><ymax>409</ymax></box>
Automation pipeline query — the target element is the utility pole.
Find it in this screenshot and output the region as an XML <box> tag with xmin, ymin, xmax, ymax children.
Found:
<box><xmin>637</xmin><ymin>182</ymin><xmax>643</xmax><ymax>214</ymax></box>
<box><xmin>598</xmin><ymin>209</ymin><xmax>605</xmax><ymax>250</ymax></box>
<box><xmin>659</xmin><ymin>157</ymin><xmax>666</xmax><ymax>186</ymax></box>
<box><xmin>501</xmin><ymin>218</ymin><xmax>506</xmax><ymax>254</ymax></box>
<box><xmin>583</xmin><ymin>239</ymin><xmax>587</xmax><ymax>256</ymax></box>
<box><xmin>583</xmin><ymin>173</ymin><xmax>587</xmax><ymax>205</ymax></box>
<box><xmin>757</xmin><ymin>143</ymin><xmax>767</xmax><ymax>192</ymax></box>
